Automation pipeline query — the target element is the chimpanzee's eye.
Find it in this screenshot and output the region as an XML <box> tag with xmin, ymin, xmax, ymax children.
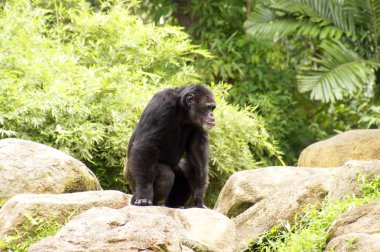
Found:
<box><xmin>204</xmin><ymin>102</ymin><xmax>216</xmax><ymax>112</ymax></box>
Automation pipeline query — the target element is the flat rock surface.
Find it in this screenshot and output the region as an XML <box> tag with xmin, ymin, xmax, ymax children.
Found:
<box><xmin>29</xmin><ymin>206</ymin><xmax>236</xmax><ymax>252</ymax></box>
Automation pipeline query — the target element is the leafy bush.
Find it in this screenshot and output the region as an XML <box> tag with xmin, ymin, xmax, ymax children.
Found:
<box><xmin>0</xmin><ymin>0</ymin><xmax>282</xmax><ymax>205</ymax></box>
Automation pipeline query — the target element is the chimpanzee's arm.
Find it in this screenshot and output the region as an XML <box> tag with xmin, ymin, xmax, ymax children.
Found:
<box><xmin>184</xmin><ymin>130</ymin><xmax>210</xmax><ymax>208</ymax></box>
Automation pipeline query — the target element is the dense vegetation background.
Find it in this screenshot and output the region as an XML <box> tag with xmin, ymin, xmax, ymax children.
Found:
<box><xmin>1</xmin><ymin>0</ymin><xmax>380</xmax><ymax>204</ymax></box>
<box><xmin>1</xmin><ymin>0</ymin><xmax>380</xmax><ymax>251</ymax></box>
<box><xmin>0</xmin><ymin>0</ymin><xmax>284</xmax><ymax>206</ymax></box>
<box><xmin>139</xmin><ymin>0</ymin><xmax>380</xmax><ymax>162</ymax></box>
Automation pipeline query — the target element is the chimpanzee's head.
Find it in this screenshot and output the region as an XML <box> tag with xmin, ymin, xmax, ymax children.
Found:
<box><xmin>181</xmin><ymin>85</ymin><xmax>216</xmax><ymax>132</ymax></box>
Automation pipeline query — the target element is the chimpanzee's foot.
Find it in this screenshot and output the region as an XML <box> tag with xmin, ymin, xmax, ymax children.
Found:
<box><xmin>195</xmin><ymin>203</ymin><xmax>207</xmax><ymax>209</ymax></box>
<box><xmin>133</xmin><ymin>198</ymin><xmax>153</xmax><ymax>206</ymax></box>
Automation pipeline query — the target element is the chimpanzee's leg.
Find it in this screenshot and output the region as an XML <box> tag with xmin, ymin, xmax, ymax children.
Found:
<box><xmin>127</xmin><ymin>143</ymin><xmax>158</xmax><ymax>206</ymax></box>
<box><xmin>153</xmin><ymin>163</ymin><xmax>175</xmax><ymax>205</ymax></box>
<box><xmin>165</xmin><ymin>160</ymin><xmax>192</xmax><ymax>208</ymax></box>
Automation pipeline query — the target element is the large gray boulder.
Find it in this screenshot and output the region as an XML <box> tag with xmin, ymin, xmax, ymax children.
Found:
<box><xmin>326</xmin><ymin>200</ymin><xmax>380</xmax><ymax>252</ymax></box>
<box><xmin>28</xmin><ymin>206</ymin><xmax>236</xmax><ymax>252</ymax></box>
<box><xmin>0</xmin><ymin>190</ymin><xmax>131</xmax><ymax>240</ymax></box>
<box><xmin>0</xmin><ymin>138</ymin><xmax>101</xmax><ymax>201</ymax></box>
<box><xmin>298</xmin><ymin>129</ymin><xmax>380</xmax><ymax>167</ymax></box>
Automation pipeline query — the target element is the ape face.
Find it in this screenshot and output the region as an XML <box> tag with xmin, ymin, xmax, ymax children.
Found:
<box><xmin>184</xmin><ymin>88</ymin><xmax>216</xmax><ymax>132</ymax></box>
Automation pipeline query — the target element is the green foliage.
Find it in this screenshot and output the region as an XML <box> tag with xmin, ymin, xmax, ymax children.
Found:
<box><xmin>137</xmin><ymin>0</ymin><xmax>380</xmax><ymax>163</ymax></box>
<box><xmin>139</xmin><ymin>0</ymin><xmax>320</xmax><ymax>164</ymax></box>
<box><xmin>189</xmin><ymin>0</ymin><xmax>309</xmax><ymax>163</ymax></box>
<box><xmin>247</xmin><ymin>175</ymin><xmax>380</xmax><ymax>252</ymax></box>
<box><xmin>246</xmin><ymin>0</ymin><xmax>380</xmax><ymax>103</ymax></box>
<box><xmin>360</xmin><ymin>105</ymin><xmax>380</xmax><ymax>127</ymax></box>
<box><xmin>210</xmin><ymin>85</ymin><xmax>284</xmax><ymax>174</ymax></box>
<box><xmin>245</xmin><ymin>0</ymin><xmax>354</xmax><ymax>41</ymax></box>
<box><xmin>298</xmin><ymin>39</ymin><xmax>377</xmax><ymax>102</ymax></box>
<box><xmin>207</xmin><ymin>84</ymin><xmax>284</xmax><ymax>203</ymax></box>
<box><xmin>0</xmin><ymin>0</ymin><xmax>282</xmax><ymax>205</ymax></box>
<box><xmin>359</xmin><ymin>175</ymin><xmax>380</xmax><ymax>198</ymax></box>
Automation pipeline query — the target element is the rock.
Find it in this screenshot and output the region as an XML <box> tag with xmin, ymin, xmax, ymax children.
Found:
<box><xmin>298</xmin><ymin>129</ymin><xmax>380</xmax><ymax>167</ymax></box>
<box><xmin>325</xmin><ymin>200</ymin><xmax>380</xmax><ymax>252</ymax></box>
<box><xmin>214</xmin><ymin>166</ymin><xmax>336</xmax><ymax>217</ymax></box>
<box><xmin>330</xmin><ymin>160</ymin><xmax>380</xmax><ymax>201</ymax></box>
<box><xmin>234</xmin><ymin>182</ymin><xmax>327</xmax><ymax>250</ymax></box>
<box><xmin>0</xmin><ymin>138</ymin><xmax>101</xmax><ymax>201</ymax></box>
<box><xmin>326</xmin><ymin>233</ymin><xmax>380</xmax><ymax>252</ymax></box>
<box><xmin>328</xmin><ymin>200</ymin><xmax>380</xmax><ymax>238</ymax></box>
<box><xmin>0</xmin><ymin>191</ymin><xmax>131</xmax><ymax>239</ymax></box>
<box><xmin>28</xmin><ymin>206</ymin><xmax>235</xmax><ymax>252</ymax></box>
<box><xmin>215</xmin><ymin>160</ymin><xmax>380</xmax><ymax>250</ymax></box>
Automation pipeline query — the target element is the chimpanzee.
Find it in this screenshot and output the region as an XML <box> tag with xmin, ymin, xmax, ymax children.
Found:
<box><xmin>124</xmin><ymin>84</ymin><xmax>216</xmax><ymax>208</ymax></box>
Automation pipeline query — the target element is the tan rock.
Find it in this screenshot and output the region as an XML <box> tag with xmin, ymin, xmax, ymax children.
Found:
<box><xmin>214</xmin><ymin>166</ymin><xmax>336</xmax><ymax>217</ymax></box>
<box><xmin>234</xmin><ymin>181</ymin><xmax>327</xmax><ymax>250</ymax></box>
<box><xmin>0</xmin><ymin>191</ymin><xmax>131</xmax><ymax>238</ymax></box>
<box><xmin>330</xmin><ymin>160</ymin><xmax>380</xmax><ymax>200</ymax></box>
<box><xmin>28</xmin><ymin>206</ymin><xmax>236</xmax><ymax>252</ymax></box>
<box><xmin>215</xmin><ymin>160</ymin><xmax>380</xmax><ymax>250</ymax></box>
<box><xmin>0</xmin><ymin>138</ymin><xmax>101</xmax><ymax>201</ymax></box>
<box><xmin>326</xmin><ymin>200</ymin><xmax>380</xmax><ymax>252</ymax></box>
<box><xmin>326</xmin><ymin>233</ymin><xmax>380</xmax><ymax>252</ymax></box>
<box><xmin>328</xmin><ymin>200</ymin><xmax>380</xmax><ymax>238</ymax></box>
<box><xmin>298</xmin><ymin>129</ymin><xmax>380</xmax><ymax>167</ymax></box>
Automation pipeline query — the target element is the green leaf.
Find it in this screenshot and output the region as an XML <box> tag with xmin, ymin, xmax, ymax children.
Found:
<box><xmin>367</xmin><ymin>0</ymin><xmax>380</xmax><ymax>61</ymax></box>
<box><xmin>298</xmin><ymin>39</ymin><xmax>378</xmax><ymax>103</ymax></box>
<box><xmin>244</xmin><ymin>4</ymin><xmax>301</xmax><ymax>40</ymax></box>
<box><xmin>245</xmin><ymin>0</ymin><xmax>357</xmax><ymax>40</ymax></box>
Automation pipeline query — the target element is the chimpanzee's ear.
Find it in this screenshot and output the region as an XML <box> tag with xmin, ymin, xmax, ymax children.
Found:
<box><xmin>180</xmin><ymin>92</ymin><xmax>195</xmax><ymax>108</ymax></box>
<box><xmin>186</xmin><ymin>93</ymin><xmax>195</xmax><ymax>107</ymax></box>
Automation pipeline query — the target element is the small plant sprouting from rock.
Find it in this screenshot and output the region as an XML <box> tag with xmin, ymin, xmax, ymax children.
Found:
<box><xmin>359</xmin><ymin>175</ymin><xmax>380</xmax><ymax>198</ymax></box>
<box><xmin>0</xmin><ymin>210</ymin><xmax>78</xmax><ymax>252</ymax></box>
<box><xmin>0</xmin><ymin>216</ymin><xmax>62</xmax><ymax>251</ymax></box>
<box><xmin>0</xmin><ymin>200</ymin><xmax>5</xmax><ymax>209</ymax></box>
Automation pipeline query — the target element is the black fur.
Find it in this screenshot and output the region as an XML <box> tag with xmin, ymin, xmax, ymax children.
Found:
<box><xmin>125</xmin><ymin>84</ymin><xmax>216</xmax><ymax>208</ymax></box>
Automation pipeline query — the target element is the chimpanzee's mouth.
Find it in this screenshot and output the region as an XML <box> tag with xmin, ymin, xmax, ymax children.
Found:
<box><xmin>205</xmin><ymin>120</ymin><xmax>216</xmax><ymax>127</ymax></box>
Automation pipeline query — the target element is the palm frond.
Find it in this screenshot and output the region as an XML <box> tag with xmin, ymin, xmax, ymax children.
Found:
<box><xmin>298</xmin><ymin>40</ymin><xmax>378</xmax><ymax>103</ymax></box>
<box><xmin>272</xmin><ymin>0</ymin><xmax>299</xmax><ymax>13</ymax></box>
<box><xmin>347</xmin><ymin>0</ymin><xmax>380</xmax><ymax>60</ymax></box>
<box><xmin>370</xmin><ymin>0</ymin><xmax>380</xmax><ymax>36</ymax></box>
<box><xmin>244</xmin><ymin>12</ymin><xmax>301</xmax><ymax>40</ymax></box>
<box><xmin>297</xmin><ymin>22</ymin><xmax>343</xmax><ymax>39</ymax></box>
<box><xmin>368</xmin><ymin>0</ymin><xmax>380</xmax><ymax>60</ymax></box>
<box><xmin>244</xmin><ymin>3</ymin><xmax>299</xmax><ymax>38</ymax></box>
<box><xmin>246</xmin><ymin>0</ymin><xmax>356</xmax><ymax>40</ymax></box>
<box><xmin>292</xmin><ymin>0</ymin><xmax>355</xmax><ymax>34</ymax></box>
